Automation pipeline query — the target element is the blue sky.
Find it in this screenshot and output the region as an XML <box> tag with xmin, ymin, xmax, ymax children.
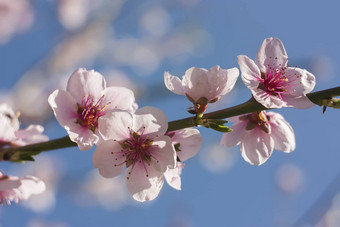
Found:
<box><xmin>1</xmin><ymin>0</ymin><xmax>340</xmax><ymax>226</ymax></box>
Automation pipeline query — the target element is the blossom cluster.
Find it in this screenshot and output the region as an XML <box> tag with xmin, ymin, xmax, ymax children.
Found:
<box><xmin>0</xmin><ymin>103</ymin><xmax>47</xmax><ymax>205</ymax></box>
<box><xmin>0</xmin><ymin>37</ymin><xmax>317</xmax><ymax>204</ymax></box>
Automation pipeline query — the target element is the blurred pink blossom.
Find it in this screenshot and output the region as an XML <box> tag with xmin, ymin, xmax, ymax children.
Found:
<box><xmin>0</xmin><ymin>0</ymin><xmax>34</xmax><ymax>44</ymax></box>
<box><xmin>0</xmin><ymin>171</ymin><xmax>45</xmax><ymax>206</ymax></box>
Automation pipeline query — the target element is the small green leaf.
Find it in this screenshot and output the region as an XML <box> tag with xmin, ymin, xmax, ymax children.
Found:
<box><xmin>174</xmin><ymin>143</ymin><xmax>181</xmax><ymax>152</ymax></box>
<box><xmin>6</xmin><ymin>151</ymin><xmax>41</xmax><ymax>162</ymax></box>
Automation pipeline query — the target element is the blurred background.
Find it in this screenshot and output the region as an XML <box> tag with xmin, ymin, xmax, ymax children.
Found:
<box><xmin>0</xmin><ymin>0</ymin><xmax>340</xmax><ymax>226</ymax></box>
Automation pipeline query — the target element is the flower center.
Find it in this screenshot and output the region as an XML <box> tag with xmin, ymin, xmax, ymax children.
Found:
<box><xmin>114</xmin><ymin>127</ymin><xmax>158</xmax><ymax>179</ymax></box>
<box><xmin>76</xmin><ymin>95</ymin><xmax>110</xmax><ymax>132</ymax></box>
<box><xmin>258</xmin><ymin>58</ymin><xmax>301</xmax><ymax>99</ymax></box>
<box><xmin>239</xmin><ymin>111</ymin><xmax>271</xmax><ymax>133</ymax></box>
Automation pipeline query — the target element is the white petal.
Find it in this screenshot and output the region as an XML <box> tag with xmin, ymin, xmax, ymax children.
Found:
<box><xmin>240</xmin><ymin>128</ymin><xmax>274</xmax><ymax>165</ymax></box>
<box><xmin>164</xmin><ymin>163</ymin><xmax>184</xmax><ymax>191</ymax></box>
<box><xmin>151</xmin><ymin>135</ymin><xmax>177</xmax><ymax>171</ymax></box>
<box><xmin>285</xmin><ymin>67</ymin><xmax>316</xmax><ymax>95</ymax></box>
<box><xmin>18</xmin><ymin>176</ymin><xmax>46</xmax><ymax>200</ymax></box>
<box><xmin>133</xmin><ymin>107</ymin><xmax>168</xmax><ymax>137</ymax></box>
<box><xmin>164</xmin><ymin>72</ymin><xmax>185</xmax><ymax>95</ymax></box>
<box><xmin>182</xmin><ymin>67</ymin><xmax>210</xmax><ymax>101</ymax></box>
<box><xmin>220</xmin><ymin>120</ymin><xmax>247</xmax><ymax>148</ymax></box>
<box><xmin>14</xmin><ymin>125</ymin><xmax>49</xmax><ymax>146</ymax></box>
<box><xmin>48</xmin><ymin>89</ymin><xmax>78</xmax><ymax>127</ymax></box>
<box><xmin>126</xmin><ymin>162</ymin><xmax>164</xmax><ymax>202</ymax></box>
<box><xmin>237</xmin><ymin>55</ymin><xmax>261</xmax><ymax>89</ymax></box>
<box><xmin>251</xmin><ymin>87</ymin><xmax>286</xmax><ymax>109</ymax></box>
<box><xmin>267</xmin><ymin>112</ymin><xmax>296</xmax><ymax>153</ymax></box>
<box><xmin>67</xmin><ymin>124</ymin><xmax>99</xmax><ymax>151</ymax></box>
<box><xmin>66</xmin><ymin>68</ymin><xmax>106</xmax><ymax>104</ymax></box>
<box><xmin>98</xmin><ymin>110</ymin><xmax>132</xmax><ymax>141</ymax></box>
<box><xmin>102</xmin><ymin>86</ymin><xmax>137</xmax><ymax>113</ymax></box>
<box><xmin>281</xmin><ymin>94</ymin><xmax>315</xmax><ymax>109</ymax></box>
<box><xmin>206</xmin><ymin>66</ymin><xmax>239</xmax><ymax>100</ymax></box>
<box><xmin>255</xmin><ymin>37</ymin><xmax>288</xmax><ymax>72</ymax></box>
<box><xmin>170</xmin><ymin>128</ymin><xmax>202</xmax><ymax>162</ymax></box>
<box><xmin>93</xmin><ymin>140</ymin><xmax>125</xmax><ymax>178</ymax></box>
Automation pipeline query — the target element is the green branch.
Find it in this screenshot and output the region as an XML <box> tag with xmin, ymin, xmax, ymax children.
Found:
<box><xmin>1</xmin><ymin>86</ymin><xmax>340</xmax><ymax>162</ymax></box>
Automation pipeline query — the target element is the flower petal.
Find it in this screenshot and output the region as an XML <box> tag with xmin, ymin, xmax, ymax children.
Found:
<box><xmin>251</xmin><ymin>87</ymin><xmax>288</xmax><ymax>108</ymax></box>
<box><xmin>126</xmin><ymin>163</ymin><xmax>164</xmax><ymax>202</ymax></box>
<box><xmin>164</xmin><ymin>72</ymin><xmax>185</xmax><ymax>96</ymax></box>
<box><xmin>151</xmin><ymin>135</ymin><xmax>177</xmax><ymax>171</ymax></box>
<box><xmin>133</xmin><ymin>107</ymin><xmax>168</xmax><ymax>137</ymax></box>
<box><xmin>68</xmin><ymin>124</ymin><xmax>99</xmax><ymax>151</ymax></box>
<box><xmin>48</xmin><ymin>89</ymin><xmax>78</xmax><ymax>127</ymax></box>
<box><xmin>170</xmin><ymin>128</ymin><xmax>202</xmax><ymax>162</ymax></box>
<box><xmin>285</xmin><ymin>67</ymin><xmax>316</xmax><ymax>95</ymax></box>
<box><xmin>238</xmin><ymin>55</ymin><xmax>261</xmax><ymax>89</ymax></box>
<box><xmin>267</xmin><ymin>112</ymin><xmax>296</xmax><ymax>153</ymax></box>
<box><xmin>18</xmin><ymin>176</ymin><xmax>46</xmax><ymax>200</ymax></box>
<box><xmin>102</xmin><ymin>86</ymin><xmax>137</xmax><ymax>113</ymax></box>
<box><xmin>206</xmin><ymin>66</ymin><xmax>239</xmax><ymax>100</ymax></box>
<box><xmin>255</xmin><ymin>37</ymin><xmax>288</xmax><ymax>72</ymax></box>
<box><xmin>66</xmin><ymin>68</ymin><xmax>106</xmax><ymax>104</ymax></box>
<box><xmin>182</xmin><ymin>67</ymin><xmax>210</xmax><ymax>101</ymax></box>
<box><xmin>93</xmin><ymin>140</ymin><xmax>125</xmax><ymax>178</ymax></box>
<box><xmin>220</xmin><ymin>120</ymin><xmax>247</xmax><ymax>148</ymax></box>
<box><xmin>14</xmin><ymin>125</ymin><xmax>49</xmax><ymax>146</ymax></box>
<box><xmin>98</xmin><ymin>110</ymin><xmax>132</xmax><ymax>141</ymax></box>
<box><xmin>164</xmin><ymin>163</ymin><xmax>184</xmax><ymax>191</ymax></box>
<box><xmin>240</xmin><ymin>128</ymin><xmax>274</xmax><ymax>165</ymax></box>
<box><xmin>281</xmin><ymin>94</ymin><xmax>315</xmax><ymax>109</ymax></box>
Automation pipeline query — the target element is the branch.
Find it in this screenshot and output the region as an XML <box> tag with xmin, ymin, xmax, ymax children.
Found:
<box><xmin>1</xmin><ymin>86</ymin><xmax>340</xmax><ymax>161</ymax></box>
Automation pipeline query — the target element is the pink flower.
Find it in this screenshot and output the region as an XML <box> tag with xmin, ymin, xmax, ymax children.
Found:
<box><xmin>0</xmin><ymin>103</ymin><xmax>48</xmax><ymax>149</ymax></box>
<box><xmin>164</xmin><ymin>128</ymin><xmax>202</xmax><ymax>190</ymax></box>
<box><xmin>164</xmin><ymin>65</ymin><xmax>239</xmax><ymax>114</ymax></box>
<box><xmin>0</xmin><ymin>172</ymin><xmax>45</xmax><ymax>205</ymax></box>
<box><xmin>220</xmin><ymin>111</ymin><xmax>295</xmax><ymax>165</ymax></box>
<box><xmin>92</xmin><ymin>107</ymin><xmax>176</xmax><ymax>202</ymax></box>
<box><xmin>238</xmin><ymin>37</ymin><xmax>316</xmax><ymax>109</ymax></box>
<box><xmin>0</xmin><ymin>0</ymin><xmax>34</xmax><ymax>44</ymax></box>
<box><xmin>48</xmin><ymin>68</ymin><xmax>137</xmax><ymax>151</ymax></box>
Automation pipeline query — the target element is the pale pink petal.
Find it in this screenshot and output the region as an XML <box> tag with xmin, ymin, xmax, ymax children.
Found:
<box><xmin>133</xmin><ymin>107</ymin><xmax>168</xmax><ymax>137</ymax></box>
<box><xmin>255</xmin><ymin>37</ymin><xmax>288</xmax><ymax>72</ymax></box>
<box><xmin>285</xmin><ymin>67</ymin><xmax>316</xmax><ymax>95</ymax></box>
<box><xmin>98</xmin><ymin>110</ymin><xmax>132</xmax><ymax>141</ymax></box>
<box><xmin>101</xmin><ymin>86</ymin><xmax>137</xmax><ymax>113</ymax></box>
<box><xmin>14</xmin><ymin>125</ymin><xmax>49</xmax><ymax>146</ymax></box>
<box><xmin>93</xmin><ymin>140</ymin><xmax>125</xmax><ymax>178</ymax></box>
<box><xmin>18</xmin><ymin>176</ymin><xmax>46</xmax><ymax>200</ymax></box>
<box><xmin>251</xmin><ymin>87</ymin><xmax>286</xmax><ymax>109</ymax></box>
<box><xmin>281</xmin><ymin>94</ymin><xmax>315</xmax><ymax>109</ymax></box>
<box><xmin>66</xmin><ymin>68</ymin><xmax>106</xmax><ymax>104</ymax></box>
<box><xmin>220</xmin><ymin>120</ymin><xmax>247</xmax><ymax>148</ymax></box>
<box><xmin>0</xmin><ymin>178</ymin><xmax>21</xmax><ymax>191</ymax></box>
<box><xmin>170</xmin><ymin>128</ymin><xmax>202</xmax><ymax>162</ymax></box>
<box><xmin>48</xmin><ymin>89</ymin><xmax>78</xmax><ymax>127</ymax></box>
<box><xmin>267</xmin><ymin>112</ymin><xmax>296</xmax><ymax>153</ymax></box>
<box><xmin>164</xmin><ymin>163</ymin><xmax>184</xmax><ymax>191</ymax></box>
<box><xmin>125</xmin><ymin>162</ymin><xmax>164</xmax><ymax>202</ymax></box>
<box><xmin>0</xmin><ymin>117</ymin><xmax>16</xmax><ymax>142</ymax></box>
<box><xmin>151</xmin><ymin>135</ymin><xmax>177</xmax><ymax>171</ymax></box>
<box><xmin>182</xmin><ymin>67</ymin><xmax>210</xmax><ymax>101</ymax></box>
<box><xmin>206</xmin><ymin>66</ymin><xmax>239</xmax><ymax>100</ymax></box>
<box><xmin>164</xmin><ymin>72</ymin><xmax>185</xmax><ymax>96</ymax></box>
<box><xmin>238</xmin><ymin>55</ymin><xmax>262</xmax><ymax>89</ymax></box>
<box><xmin>240</xmin><ymin>128</ymin><xmax>274</xmax><ymax>165</ymax></box>
<box><xmin>68</xmin><ymin>124</ymin><xmax>99</xmax><ymax>151</ymax></box>
<box><xmin>0</xmin><ymin>103</ymin><xmax>19</xmax><ymax>129</ymax></box>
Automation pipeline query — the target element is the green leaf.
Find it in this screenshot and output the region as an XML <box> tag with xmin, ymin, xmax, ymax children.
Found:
<box><xmin>6</xmin><ymin>151</ymin><xmax>41</xmax><ymax>162</ymax></box>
